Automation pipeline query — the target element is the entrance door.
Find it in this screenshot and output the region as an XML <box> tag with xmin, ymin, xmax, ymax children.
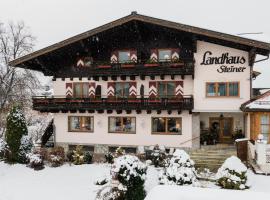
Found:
<box><xmin>209</xmin><ymin>117</ymin><xmax>233</xmax><ymax>143</ymax></box>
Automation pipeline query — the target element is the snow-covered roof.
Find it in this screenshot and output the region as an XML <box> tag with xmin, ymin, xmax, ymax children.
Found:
<box><xmin>241</xmin><ymin>91</ymin><xmax>270</xmax><ymax>111</ymax></box>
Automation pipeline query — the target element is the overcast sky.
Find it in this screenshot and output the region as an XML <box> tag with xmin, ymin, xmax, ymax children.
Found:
<box><xmin>1</xmin><ymin>0</ymin><xmax>269</xmax><ymax>87</ymax></box>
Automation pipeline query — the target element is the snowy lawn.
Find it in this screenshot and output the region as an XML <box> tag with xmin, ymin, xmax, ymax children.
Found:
<box><xmin>0</xmin><ymin>161</ymin><xmax>270</xmax><ymax>200</ymax></box>
<box><xmin>0</xmin><ymin>162</ymin><xmax>159</xmax><ymax>200</ymax></box>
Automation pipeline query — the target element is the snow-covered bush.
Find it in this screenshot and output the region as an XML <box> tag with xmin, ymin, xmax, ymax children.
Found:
<box><xmin>27</xmin><ymin>151</ymin><xmax>44</xmax><ymax>170</ymax></box>
<box><xmin>159</xmin><ymin>149</ymin><xmax>198</xmax><ymax>186</ymax></box>
<box><xmin>105</xmin><ymin>152</ymin><xmax>114</xmax><ymax>164</ymax></box>
<box><xmin>5</xmin><ymin>106</ymin><xmax>28</xmax><ymax>163</ymax></box>
<box><xmin>216</xmin><ymin>156</ymin><xmax>249</xmax><ymax>190</ymax></box>
<box><xmin>115</xmin><ymin>146</ymin><xmax>125</xmax><ymax>157</ymax></box>
<box><xmin>66</xmin><ymin>150</ymin><xmax>74</xmax><ymax>162</ymax></box>
<box><xmin>150</xmin><ymin>144</ymin><xmax>166</xmax><ymax>167</ymax></box>
<box><xmin>18</xmin><ymin>135</ymin><xmax>33</xmax><ymax>163</ymax></box>
<box><xmin>48</xmin><ymin>146</ymin><xmax>65</xmax><ymax>167</ymax></box>
<box><xmin>0</xmin><ymin>138</ymin><xmax>8</xmax><ymax>160</ymax></box>
<box><xmin>111</xmin><ymin>155</ymin><xmax>147</xmax><ymax>200</ymax></box>
<box><xmin>95</xmin><ymin>177</ymin><xmax>109</xmax><ymax>185</ymax></box>
<box><xmin>72</xmin><ymin>145</ymin><xmax>84</xmax><ymax>165</ymax></box>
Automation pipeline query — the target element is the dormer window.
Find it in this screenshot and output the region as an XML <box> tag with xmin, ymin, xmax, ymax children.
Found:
<box><xmin>158</xmin><ymin>49</ymin><xmax>172</xmax><ymax>62</ymax></box>
<box><xmin>119</xmin><ymin>51</ymin><xmax>131</xmax><ymax>63</ymax></box>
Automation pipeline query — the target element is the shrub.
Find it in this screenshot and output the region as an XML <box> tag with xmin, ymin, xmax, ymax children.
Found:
<box><xmin>115</xmin><ymin>146</ymin><xmax>125</xmax><ymax>157</ymax></box>
<box><xmin>0</xmin><ymin>138</ymin><xmax>8</xmax><ymax>160</ymax></box>
<box><xmin>27</xmin><ymin>151</ymin><xmax>44</xmax><ymax>170</ymax></box>
<box><xmin>83</xmin><ymin>151</ymin><xmax>93</xmax><ymax>164</ymax></box>
<box><xmin>216</xmin><ymin>156</ymin><xmax>249</xmax><ymax>190</ymax></box>
<box><xmin>66</xmin><ymin>150</ymin><xmax>74</xmax><ymax>162</ymax></box>
<box><xmin>111</xmin><ymin>155</ymin><xmax>147</xmax><ymax>200</ymax></box>
<box><xmin>105</xmin><ymin>152</ymin><xmax>114</xmax><ymax>164</ymax></box>
<box><xmin>150</xmin><ymin>145</ymin><xmax>166</xmax><ymax>167</ymax></box>
<box><xmin>5</xmin><ymin>106</ymin><xmax>28</xmax><ymax>162</ymax></box>
<box><xmin>159</xmin><ymin>149</ymin><xmax>198</xmax><ymax>185</ymax></box>
<box><xmin>95</xmin><ymin>177</ymin><xmax>109</xmax><ymax>185</ymax></box>
<box><xmin>72</xmin><ymin>145</ymin><xmax>84</xmax><ymax>165</ymax></box>
<box><xmin>18</xmin><ymin>135</ymin><xmax>33</xmax><ymax>163</ymax></box>
<box><xmin>48</xmin><ymin>146</ymin><xmax>65</xmax><ymax>167</ymax></box>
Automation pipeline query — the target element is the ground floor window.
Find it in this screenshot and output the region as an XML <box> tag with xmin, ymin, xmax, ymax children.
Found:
<box><xmin>152</xmin><ymin>117</ymin><xmax>182</xmax><ymax>134</ymax></box>
<box><xmin>68</xmin><ymin>116</ymin><xmax>94</xmax><ymax>132</ymax></box>
<box><xmin>108</xmin><ymin>117</ymin><xmax>136</xmax><ymax>133</ymax></box>
<box><xmin>260</xmin><ymin>115</ymin><xmax>270</xmax><ymax>142</ymax></box>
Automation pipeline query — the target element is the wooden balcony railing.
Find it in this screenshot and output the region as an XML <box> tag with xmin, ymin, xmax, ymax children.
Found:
<box><xmin>32</xmin><ymin>95</ymin><xmax>194</xmax><ymax>113</ymax></box>
<box><xmin>55</xmin><ymin>58</ymin><xmax>195</xmax><ymax>78</ymax></box>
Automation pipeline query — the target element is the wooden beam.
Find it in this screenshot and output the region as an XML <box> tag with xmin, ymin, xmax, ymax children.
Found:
<box><xmin>117</xmin><ymin>110</ymin><xmax>122</xmax><ymax>114</ymax></box>
<box><xmin>107</xmin><ymin>110</ymin><xmax>113</xmax><ymax>114</ymax></box>
<box><xmin>249</xmin><ymin>48</ymin><xmax>257</xmax><ymax>66</ymax></box>
<box><xmin>126</xmin><ymin>110</ymin><xmax>132</xmax><ymax>114</ymax></box>
<box><xmin>102</xmin><ymin>76</ymin><xmax>108</xmax><ymax>81</ymax></box>
<box><xmin>121</xmin><ymin>75</ymin><xmax>126</xmax><ymax>80</ymax></box>
<box><xmin>147</xmin><ymin>110</ymin><xmax>151</xmax><ymax>114</ymax></box>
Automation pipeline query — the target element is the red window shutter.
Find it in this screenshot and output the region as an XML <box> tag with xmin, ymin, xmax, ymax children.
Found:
<box><xmin>130</xmin><ymin>50</ymin><xmax>137</xmax><ymax>63</ymax></box>
<box><xmin>110</xmin><ymin>51</ymin><xmax>118</xmax><ymax>63</ymax></box>
<box><xmin>66</xmin><ymin>83</ymin><xmax>73</xmax><ymax>98</ymax></box>
<box><xmin>150</xmin><ymin>49</ymin><xmax>158</xmax><ymax>62</ymax></box>
<box><xmin>149</xmin><ymin>82</ymin><xmax>157</xmax><ymax>98</ymax></box>
<box><xmin>89</xmin><ymin>82</ymin><xmax>96</xmax><ymax>98</ymax></box>
<box><xmin>129</xmin><ymin>82</ymin><xmax>137</xmax><ymax>98</ymax></box>
<box><xmin>175</xmin><ymin>81</ymin><xmax>184</xmax><ymax>97</ymax></box>
<box><xmin>107</xmin><ymin>82</ymin><xmax>115</xmax><ymax>97</ymax></box>
<box><xmin>171</xmin><ymin>48</ymin><xmax>180</xmax><ymax>61</ymax></box>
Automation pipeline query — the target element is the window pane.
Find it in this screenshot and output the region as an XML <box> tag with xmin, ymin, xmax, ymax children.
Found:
<box><xmin>207</xmin><ymin>83</ymin><xmax>216</xmax><ymax>96</ymax></box>
<box><xmin>123</xmin><ymin>83</ymin><xmax>130</xmax><ymax>97</ymax></box>
<box><xmin>81</xmin><ymin>117</ymin><xmax>93</xmax><ymax>131</ymax></box>
<box><xmin>158</xmin><ymin>50</ymin><xmax>171</xmax><ymax>61</ymax></box>
<box><xmin>74</xmin><ymin>83</ymin><xmax>81</xmax><ymax>97</ymax></box>
<box><xmin>167</xmin><ymin>82</ymin><xmax>175</xmax><ymax>97</ymax></box>
<box><xmin>229</xmin><ymin>83</ymin><xmax>239</xmax><ymax>96</ymax></box>
<box><xmin>115</xmin><ymin>83</ymin><xmax>122</xmax><ymax>97</ymax></box>
<box><xmin>82</xmin><ymin>83</ymin><xmax>89</xmax><ymax>97</ymax></box>
<box><xmin>119</xmin><ymin>51</ymin><xmax>130</xmax><ymax>63</ymax></box>
<box><xmin>261</xmin><ymin>115</ymin><xmax>269</xmax><ymax>141</ymax></box>
<box><xmin>152</xmin><ymin>118</ymin><xmax>166</xmax><ymax>132</ymax></box>
<box><xmin>109</xmin><ymin>117</ymin><xmax>135</xmax><ymax>133</ymax></box>
<box><xmin>158</xmin><ymin>83</ymin><xmax>166</xmax><ymax>97</ymax></box>
<box><xmin>218</xmin><ymin>83</ymin><xmax>226</xmax><ymax>96</ymax></box>
<box><xmin>69</xmin><ymin>117</ymin><xmax>80</xmax><ymax>131</ymax></box>
<box><xmin>167</xmin><ymin>118</ymin><xmax>182</xmax><ymax>134</ymax></box>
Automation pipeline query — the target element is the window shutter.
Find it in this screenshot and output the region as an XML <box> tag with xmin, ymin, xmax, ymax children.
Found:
<box><xmin>175</xmin><ymin>81</ymin><xmax>184</xmax><ymax>97</ymax></box>
<box><xmin>89</xmin><ymin>82</ymin><xmax>96</xmax><ymax>98</ymax></box>
<box><xmin>110</xmin><ymin>51</ymin><xmax>118</xmax><ymax>63</ymax></box>
<box><xmin>129</xmin><ymin>82</ymin><xmax>137</xmax><ymax>98</ymax></box>
<box><xmin>149</xmin><ymin>82</ymin><xmax>157</xmax><ymax>98</ymax></box>
<box><xmin>130</xmin><ymin>50</ymin><xmax>137</xmax><ymax>63</ymax></box>
<box><xmin>107</xmin><ymin>82</ymin><xmax>115</xmax><ymax>97</ymax></box>
<box><xmin>171</xmin><ymin>48</ymin><xmax>180</xmax><ymax>61</ymax></box>
<box><xmin>150</xmin><ymin>49</ymin><xmax>158</xmax><ymax>62</ymax></box>
<box><xmin>66</xmin><ymin>83</ymin><xmax>73</xmax><ymax>98</ymax></box>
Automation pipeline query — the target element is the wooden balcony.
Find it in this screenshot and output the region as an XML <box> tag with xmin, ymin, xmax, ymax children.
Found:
<box><xmin>32</xmin><ymin>95</ymin><xmax>194</xmax><ymax>113</ymax></box>
<box><xmin>55</xmin><ymin>58</ymin><xmax>195</xmax><ymax>79</ymax></box>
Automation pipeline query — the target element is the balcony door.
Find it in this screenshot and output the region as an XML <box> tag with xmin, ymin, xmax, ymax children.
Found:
<box><xmin>209</xmin><ymin>117</ymin><xmax>233</xmax><ymax>143</ymax></box>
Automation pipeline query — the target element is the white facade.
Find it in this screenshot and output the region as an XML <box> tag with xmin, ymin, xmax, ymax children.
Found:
<box><xmin>52</xmin><ymin>41</ymin><xmax>251</xmax><ymax>149</ymax></box>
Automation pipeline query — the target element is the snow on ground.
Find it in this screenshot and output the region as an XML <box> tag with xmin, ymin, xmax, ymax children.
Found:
<box><xmin>0</xmin><ymin>162</ymin><xmax>270</xmax><ymax>200</ymax></box>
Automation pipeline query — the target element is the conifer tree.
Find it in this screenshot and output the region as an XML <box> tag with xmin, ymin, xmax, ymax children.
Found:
<box><xmin>5</xmin><ymin>106</ymin><xmax>28</xmax><ymax>162</ymax></box>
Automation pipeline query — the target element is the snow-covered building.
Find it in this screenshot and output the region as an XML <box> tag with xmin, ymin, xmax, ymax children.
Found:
<box><xmin>9</xmin><ymin>12</ymin><xmax>270</xmax><ymax>151</ymax></box>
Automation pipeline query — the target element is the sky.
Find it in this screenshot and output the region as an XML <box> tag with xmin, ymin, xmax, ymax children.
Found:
<box><xmin>0</xmin><ymin>0</ymin><xmax>269</xmax><ymax>87</ymax></box>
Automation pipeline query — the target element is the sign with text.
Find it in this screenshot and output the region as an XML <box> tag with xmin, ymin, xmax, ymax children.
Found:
<box><xmin>200</xmin><ymin>51</ymin><xmax>246</xmax><ymax>73</ymax></box>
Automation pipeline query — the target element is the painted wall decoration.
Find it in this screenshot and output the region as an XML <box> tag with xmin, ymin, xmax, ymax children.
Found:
<box><xmin>76</xmin><ymin>57</ymin><xmax>92</xmax><ymax>67</ymax></box>
<box><xmin>149</xmin><ymin>82</ymin><xmax>157</xmax><ymax>98</ymax></box>
<box><xmin>200</xmin><ymin>51</ymin><xmax>246</xmax><ymax>73</ymax></box>
<box><xmin>171</xmin><ymin>49</ymin><xmax>180</xmax><ymax>61</ymax></box>
<box><xmin>107</xmin><ymin>82</ymin><xmax>115</xmax><ymax>97</ymax></box>
<box><xmin>110</xmin><ymin>52</ymin><xmax>118</xmax><ymax>63</ymax></box>
<box><xmin>130</xmin><ymin>50</ymin><xmax>137</xmax><ymax>62</ymax></box>
<box><xmin>150</xmin><ymin>49</ymin><xmax>158</xmax><ymax>62</ymax></box>
<box><xmin>66</xmin><ymin>83</ymin><xmax>73</xmax><ymax>97</ymax></box>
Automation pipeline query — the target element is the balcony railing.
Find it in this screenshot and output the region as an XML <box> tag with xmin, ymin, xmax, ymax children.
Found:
<box><xmin>57</xmin><ymin>58</ymin><xmax>195</xmax><ymax>78</ymax></box>
<box><xmin>32</xmin><ymin>95</ymin><xmax>193</xmax><ymax>113</ymax></box>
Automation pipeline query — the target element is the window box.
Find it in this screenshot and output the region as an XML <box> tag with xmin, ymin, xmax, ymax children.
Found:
<box><xmin>144</xmin><ymin>63</ymin><xmax>159</xmax><ymax>67</ymax></box>
<box><xmin>97</xmin><ymin>65</ymin><xmax>111</xmax><ymax>69</ymax></box>
<box><xmin>121</xmin><ymin>63</ymin><xmax>135</xmax><ymax>68</ymax></box>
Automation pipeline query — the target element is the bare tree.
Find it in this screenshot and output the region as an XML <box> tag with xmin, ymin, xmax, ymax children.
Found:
<box><xmin>0</xmin><ymin>21</ymin><xmax>40</xmax><ymax>130</ymax></box>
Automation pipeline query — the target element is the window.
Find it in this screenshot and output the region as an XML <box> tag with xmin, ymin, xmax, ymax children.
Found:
<box><xmin>206</xmin><ymin>82</ymin><xmax>239</xmax><ymax>97</ymax></box>
<box><xmin>118</xmin><ymin>51</ymin><xmax>131</xmax><ymax>63</ymax></box>
<box><xmin>109</xmin><ymin>117</ymin><xmax>136</xmax><ymax>133</ymax></box>
<box><xmin>115</xmin><ymin>82</ymin><xmax>130</xmax><ymax>98</ymax></box>
<box><xmin>73</xmin><ymin>83</ymin><xmax>89</xmax><ymax>98</ymax></box>
<box><xmin>158</xmin><ymin>82</ymin><xmax>175</xmax><ymax>98</ymax></box>
<box><xmin>260</xmin><ymin>115</ymin><xmax>269</xmax><ymax>142</ymax></box>
<box><xmin>152</xmin><ymin>117</ymin><xmax>182</xmax><ymax>134</ymax></box>
<box><xmin>158</xmin><ymin>49</ymin><xmax>172</xmax><ymax>62</ymax></box>
<box><xmin>68</xmin><ymin>116</ymin><xmax>94</xmax><ymax>132</ymax></box>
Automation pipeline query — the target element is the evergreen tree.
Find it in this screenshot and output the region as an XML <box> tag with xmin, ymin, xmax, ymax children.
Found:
<box><xmin>5</xmin><ymin>106</ymin><xmax>28</xmax><ymax>162</ymax></box>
